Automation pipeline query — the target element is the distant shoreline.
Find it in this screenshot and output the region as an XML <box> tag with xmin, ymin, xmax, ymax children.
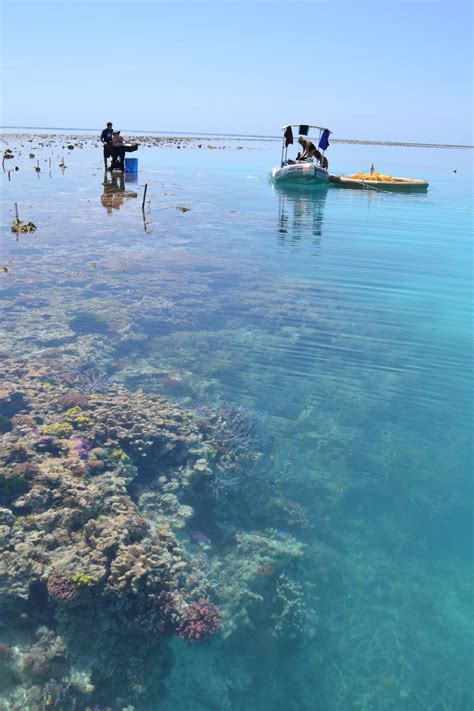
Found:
<box><xmin>0</xmin><ymin>127</ymin><xmax>472</xmax><ymax>150</ymax></box>
<box><xmin>332</xmin><ymin>139</ymin><xmax>472</xmax><ymax>149</ymax></box>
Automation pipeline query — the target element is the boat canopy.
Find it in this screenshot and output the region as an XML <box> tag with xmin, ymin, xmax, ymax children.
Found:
<box><xmin>280</xmin><ymin>124</ymin><xmax>331</xmax><ymax>133</ymax></box>
<box><xmin>278</xmin><ymin>123</ymin><xmax>332</xmax><ymax>167</ymax></box>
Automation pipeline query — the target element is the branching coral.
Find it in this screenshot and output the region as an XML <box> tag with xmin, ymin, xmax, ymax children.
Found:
<box><xmin>47</xmin><ymin>572</ymin><xmax>78</xmax><ymax>603</ymax></box>
<box><xmin>176</xmin><ymin>598</ymin><xmax>222</xmax><ymax>641</ymax></box>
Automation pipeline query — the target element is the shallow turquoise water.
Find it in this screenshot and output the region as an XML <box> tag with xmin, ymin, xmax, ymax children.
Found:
<box><xmin>1</xmin><ymin>135</ymin><xmax>472</xmax><ymax>709</ymax></box>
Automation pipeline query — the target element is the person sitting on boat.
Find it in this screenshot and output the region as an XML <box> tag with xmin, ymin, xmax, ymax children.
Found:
<box><xmin>289</xmin><ymin>137</ymin><xmax>326</xmax><ymax>166</ymax></box>
<box><xmin>298</xmin><ymin>137</ymin><xmax>319</xmax><ymax>160</ymax></box>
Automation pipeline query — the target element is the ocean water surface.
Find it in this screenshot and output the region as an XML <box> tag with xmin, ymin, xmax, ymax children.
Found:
<box><xmin>0</xmin><ymin>133</ymin><xmax>472</xmax><ymax>710</ymax></box>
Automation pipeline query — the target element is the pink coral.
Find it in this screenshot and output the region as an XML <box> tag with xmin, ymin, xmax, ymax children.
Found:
<box><xmin>176</xmin><ymin>598</ymin><xmax>221</xmax><ymax>642</ymax></box>
<box><xmin>47</xmin><ymin>572</ymin><xmax>77</xmax><ymax>603</ymax></box>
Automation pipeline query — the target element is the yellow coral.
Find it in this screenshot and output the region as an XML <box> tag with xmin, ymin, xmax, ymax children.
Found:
<box><xmin>42</xmin><ymin>422</ymin><xmax>74</xmax><ymax>437</ymax></box>
<box><xmin>63</xmin><ymin>407</ymin><xmax>95</xmax><ymax>428</ymax></box>
<box><xmin>70</xmin><ymin>572</ymin><xmax>94</xmax><ymax>587</ymax></box>
<box><xmin>111</xmin><ymin>448</ymin><xmax>130</xmax><ymax>462</ymax></box>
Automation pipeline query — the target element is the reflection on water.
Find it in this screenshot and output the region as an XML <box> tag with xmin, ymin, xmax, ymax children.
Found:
<box><xmin>274</xmin><ymin>184</ymin><xmax>327</xmax><ymax>242</ymax></box>
<box><xmin>100</xmin><ymin>171</ymin><xmax>138</xmax><ymax>214</ymax></box>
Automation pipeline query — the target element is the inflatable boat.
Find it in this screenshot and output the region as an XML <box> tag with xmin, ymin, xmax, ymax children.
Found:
<box><xmin>271</xmin><ymin>162</ymin><xmax>329</xmax><ymax>185</ymax></box>
<box><xmin>270</xmin><ymin>123</ymin><xmax>331</xmax><ymax>187</ymax></box>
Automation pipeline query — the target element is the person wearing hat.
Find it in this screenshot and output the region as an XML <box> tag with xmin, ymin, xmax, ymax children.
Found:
<box><xmin>110</xmin><ymin>131</ymin><xmax>126</xmax><ymax>171</ymax></box>
<box><xmin>100</xmin><ymin>122</ymin><xmax>114</xmax><ymax>169</ymax></box>
<box><xmin>112</xmin><ymin>130</ymin><xmax>125</xmax><ymax>146</ymax></box>
<box><xmin>298</xmin><ymin>136</ymin><xmax>320</xmax><ymax>161</ymax></box>
<box><xmin>288</xmin><ymin>136</ymin><xmax>326</xmax><ymax>167</ymax></box>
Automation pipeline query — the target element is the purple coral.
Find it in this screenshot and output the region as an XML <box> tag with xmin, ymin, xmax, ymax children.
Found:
<box><xmin>176</xmin><ymin>598</ymin><xmax>221</xmax><ymax>642</ymax></box>
<box><xmin>152</xmin><ymin>590</ymin><xmax>182</xmax><ymax>632</ymax></box>
<box><xmin>70</xmin><ymin>436</ymin><xmax>91</xmax><ymax>460</ymax></box>
<box><xmin>47</xmin><ymin>572</ymin><xmax>77</xmax><ymax>603</ymax></box>
<box><xmin>57</xmin><ymin>391</ymin><xmax>90</xmax><ymax>410</ymax></box>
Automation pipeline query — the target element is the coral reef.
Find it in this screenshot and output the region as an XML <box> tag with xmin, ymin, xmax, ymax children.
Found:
<box><xmin>0</xmin><ymin>353</ymin><xmax>325</xmax><ymax>708</ymax></box>
<box><xmin>0</xmin><ymin>356</ymin><xmax>231</xmax><ymax>708</ymax></box>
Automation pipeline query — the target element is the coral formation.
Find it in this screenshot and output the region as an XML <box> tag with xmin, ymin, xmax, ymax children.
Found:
<box><xmin>0</xmin><ymin>356</ymin><xmax>231</xmax><ymax>708</ymax></box>
<box><xmin>47</xmin><ymin>572</ymin><xmax>79</xmax><ymax>603</ymax></box>
<box><xmin>176</xmin><ymin>598</ymin><xmax>222</xmax><ymax>641</ymax></box>
<box><xmin>0</xmin><ymin>352</ymin><xmax>324</xmax><ymax>708</ymax></box>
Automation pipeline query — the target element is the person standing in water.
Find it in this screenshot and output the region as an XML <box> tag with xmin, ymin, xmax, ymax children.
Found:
<box><xmin>100</xmin><ymin>122</ymin><xmax>114</xmax><ymax>169</ymax></box>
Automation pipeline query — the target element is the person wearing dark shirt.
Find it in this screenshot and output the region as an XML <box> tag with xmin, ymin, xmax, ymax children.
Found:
<box><xmin>288</xmin><ymin>137</ymin><xmax>325</xmax><ymax>166</ymax></box>
<box><xmin>110</xmin><ymin>131</ymin><xmax>126</xmax><ymax>171</ymax></box>
<box><xmin>100</xmin><ymin>122</ymin><xmax>113</xmax><ymax>169</ymax></box>
<box><xmin>296</xmin><ymin>137</ymin><xmax>321</xmax><ymax>161</ymax></box>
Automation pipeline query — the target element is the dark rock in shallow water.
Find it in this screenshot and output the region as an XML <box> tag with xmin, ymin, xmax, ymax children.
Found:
<box><xmin>0</xmin><ymin>414</ymin><xmax>12</xmax><ymax>433</ymax></box>
<box><xmin>11</xmin><ymin>219</ymin><xmax>37</xmax><ymax>234</ymax></box>
<box><xmin>0</xmin><ymin>390</ymin><xmax>27</xmax><ymax>418</ymax></box>
<box><xmin>68</xmin><ymin>311</ymin><xmax>110</xmax><ymax>334</ymax></box>
<box><xmin>0</xmin><ymin>473</ymin><xmax>30</xmax><ymax>505</ymax></box>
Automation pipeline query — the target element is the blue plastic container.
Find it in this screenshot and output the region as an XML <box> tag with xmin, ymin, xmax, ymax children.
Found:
<box><xmin>124</xmin><ymin>158</ymin><xmax>138</xmax><ymax>174</ymax></box>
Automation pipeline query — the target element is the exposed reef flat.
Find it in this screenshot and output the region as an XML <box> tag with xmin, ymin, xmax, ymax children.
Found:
<box><xmin>0</xmin><ymin>132</ymin><xmax>266</xmax><ymax>153</ymax></box>
<box><xmin>1</xmin><ymin>131</ymin><xmax>471</xmax><ymax>151</ymax></box>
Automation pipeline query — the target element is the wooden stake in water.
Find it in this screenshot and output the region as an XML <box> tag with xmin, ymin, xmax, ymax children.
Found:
<box><xmin>142</xmin><ymin>183</ymin><xmax>148</xmax><ymax>212</ymax></box>
<box><xmin>14</xmin><ymin>202</ymin><xmax>19</xmax><ymax>222</ymax></box>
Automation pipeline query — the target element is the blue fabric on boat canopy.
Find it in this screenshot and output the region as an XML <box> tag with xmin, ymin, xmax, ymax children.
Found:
<box><xmin>318</xmin><ymin>129</ymin><xmax>331</xmax><ymax>151</ymax></box>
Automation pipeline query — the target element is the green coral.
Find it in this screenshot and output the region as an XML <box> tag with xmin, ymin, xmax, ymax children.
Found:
<box><xmin>70</xmin><ymin>573</ymin><xmax>94</xmax><ymax>587</ymax></box>
<box><xmin>42</xmin><ymin>422</ymin><xmax>74</xmax><ymax>437</ymax></box>
<box><xmin>63</xmin><ymin>407</ymin><xmax>83</xmax><ymax>417</ymax></box>
<box><xmin>111</xmin><ymin>447</ymin><xmax>131</xmax><ymax>462</ymax></box>
<box><xmin>63</xmin><ymin>406</ymin><xmax>94</xmax><ymax>428</ymax></box>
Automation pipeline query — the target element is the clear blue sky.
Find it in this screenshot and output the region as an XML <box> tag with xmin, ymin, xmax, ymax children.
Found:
<box><xmin>1</xmin><ymin>0</ymin><xmax>472</xmax><ymax>143</ymax></box>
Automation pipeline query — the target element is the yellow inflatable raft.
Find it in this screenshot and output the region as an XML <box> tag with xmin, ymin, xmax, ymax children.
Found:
<box><xmin>330</xmin><ymin>172</ymin><xmax>429</xmax><ymax>191</ymax></box>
